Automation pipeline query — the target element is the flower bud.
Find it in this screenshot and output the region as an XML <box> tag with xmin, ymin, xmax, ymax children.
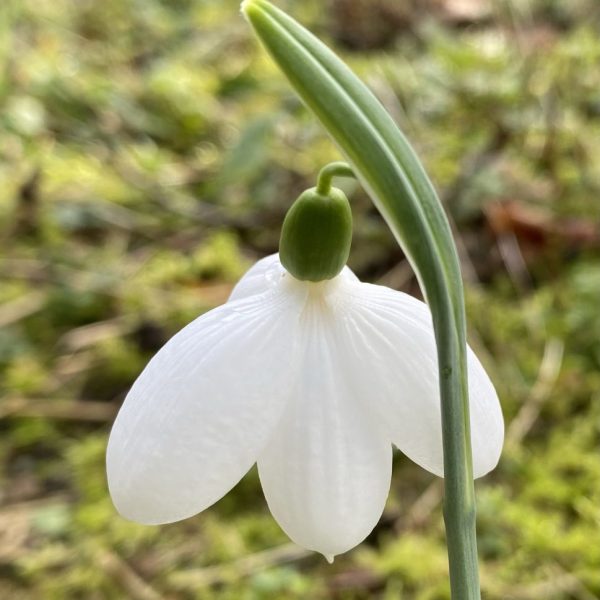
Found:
<box><xmin>279</xmin><ymin>186</ymin><xmax>352</xmax><ymax>282</ymax></box>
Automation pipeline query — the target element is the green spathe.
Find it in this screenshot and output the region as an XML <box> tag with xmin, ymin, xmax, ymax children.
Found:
<box><xmin>280</xmin><ymin>187</ymin><xmax>352</xmax><ymax>282</ymax></box>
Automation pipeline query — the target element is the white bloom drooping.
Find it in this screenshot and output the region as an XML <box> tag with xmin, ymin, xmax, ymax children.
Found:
<box><xmin>106</xmin><ymin>254</ymin><xmax>504</xmax><ymax>560</ymax></box>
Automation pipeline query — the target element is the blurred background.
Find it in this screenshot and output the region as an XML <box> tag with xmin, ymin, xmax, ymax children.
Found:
<box><xmin>1</xmin><ymin>0</ymin><xmax>600</xmax><ymax>598</ymax></box>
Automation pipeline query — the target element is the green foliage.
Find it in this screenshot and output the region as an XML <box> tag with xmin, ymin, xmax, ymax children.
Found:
<box><xmin>1</xmin><ymin>0</ymin><xmax>599</xmax><ymax>598</ymax></box>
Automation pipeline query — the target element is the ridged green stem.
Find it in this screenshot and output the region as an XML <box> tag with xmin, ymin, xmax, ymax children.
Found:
<box><xmin>242</xmin><ymin>2</ymin><xmax>480</xmax><ymax>598</ymax></box>
<box><xmin>316</xmin><ymin>161</ymin><xmax>356</xmax><ymax>195</ymax></box>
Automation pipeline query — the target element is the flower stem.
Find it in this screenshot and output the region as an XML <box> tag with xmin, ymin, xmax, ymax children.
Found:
<box><xmin>316</xmin><ymin>161</ymin><xmax>356</xmax><ymax>195</ymax></box>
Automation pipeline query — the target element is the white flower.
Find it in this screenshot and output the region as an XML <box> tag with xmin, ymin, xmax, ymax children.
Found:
<box><xmin>106</xmin><ymin>254</ymin><xmax>503</xmax><ymax>561</ymax></box>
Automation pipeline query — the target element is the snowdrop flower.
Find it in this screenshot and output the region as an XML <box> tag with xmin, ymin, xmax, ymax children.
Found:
<box><xmin>107</xmin><ymin>185</ymin><xmax>503</xmax><ymax>562</ymax></box>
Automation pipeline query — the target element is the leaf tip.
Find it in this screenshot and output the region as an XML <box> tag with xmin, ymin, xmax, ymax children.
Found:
<box><xmin>240</xmin><ymin>0</ymin><xmax>259</xmax><ymax>19</ymax></box>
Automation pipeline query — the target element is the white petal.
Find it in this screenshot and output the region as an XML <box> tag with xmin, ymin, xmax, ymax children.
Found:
<box><xmin>107</xmin><ymin>285</ymin><xmax>304</xmax><ymax>524</ymax></box>
<box><xmin>229</xmin><ymin>253</ymin><xmax>358</xmax><ymax>302</ymax></box>
<box><xmin>258</xmin><ymin>298</ymin><xmax>392</xmax><ymax>559</ymax></box>
<box><xmin>338</xmin><ymin>282</ymin><xmax>504</xmax><ymax>478</ymax></box>
<box><xmin>228</xmin><ymin>254</ymin><xmax>283</xmax><ymax>302</ymax></box>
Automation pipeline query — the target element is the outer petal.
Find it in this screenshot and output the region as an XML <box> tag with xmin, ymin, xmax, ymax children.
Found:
<box><xmin>229</xmin><ymin>253</ymin><xmax>358</xmax><ymax>302</ymax></box>
<box><xmin>228</xmin><ymin>254</ymin><xmax>283</xmax><ymax>302</ymax></box>
<box><xmin>339</xmin><ymin>281</ymin><xmax>504</xmax><ymax>478</ymax></box>
<box><xmin>258</xmin><ymin>295</ymin><xmax>392</xmax><ymax>560</ymax></box>
<box><xmin>107</xmin><ymin>285</ymin><xmax>303</xmax><ymax>524</ymax></box>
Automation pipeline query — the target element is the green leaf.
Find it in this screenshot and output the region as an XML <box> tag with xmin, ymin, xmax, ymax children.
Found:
<box><xmin>216</xmin><ymin>114</ymin><xmax>276</xmax><ymax>188</ymax></box>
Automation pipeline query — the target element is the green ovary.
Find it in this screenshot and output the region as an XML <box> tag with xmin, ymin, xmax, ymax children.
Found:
<box><xmin>279</xmin><ymin>187</ymin><xmax>352</xmax><ymax>282</ymax></box>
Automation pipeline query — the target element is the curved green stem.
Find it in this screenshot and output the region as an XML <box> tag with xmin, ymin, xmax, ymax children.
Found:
<box><xmin>242</xmin><ymin>2</ymin><xmax>480</xmax><ymax>598</ymax></box>
<box><xmin>316</xmin><ymin>161</ymin><xmax>356</xmax><ymax>195</ymax></box>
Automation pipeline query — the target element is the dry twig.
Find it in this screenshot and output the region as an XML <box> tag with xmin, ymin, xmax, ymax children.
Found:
<box><xmin>0</xmin><ymin>397</ymin><xmax>118</xmax><ymax>422</ymax></box>
<box><xmin>506</xmin><ymin>337</ymin><xmax>564</xmax><ymax>448</ymax></box>
<box><xmin>98</xmin><ymin>550</ymin><xmax>163</xmax><ymax>600</ymax></box>
<box><xmin>167</xmin><ymin>543</ymin><xmax>312</xmax><ymax>591</ymax></box>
